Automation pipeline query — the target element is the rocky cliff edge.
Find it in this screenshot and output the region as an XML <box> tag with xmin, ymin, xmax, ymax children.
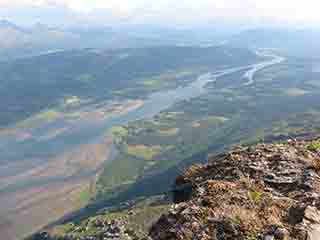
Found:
<box><xmin>150</xmin><ymin>138</ymin><xmax>320</xmax><ymax>240</ymax></box>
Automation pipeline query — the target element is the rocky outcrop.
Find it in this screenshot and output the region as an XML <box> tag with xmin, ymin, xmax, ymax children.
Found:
<box><xmin>150</xmin><ymin>139</ymin><xmax>320</xmax><ymax>240</ymax></box>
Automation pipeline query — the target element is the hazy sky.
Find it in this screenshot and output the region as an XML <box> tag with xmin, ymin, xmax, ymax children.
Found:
<box><xmin>1</xmin><ymin>0</ymin><xmax>320</xmax><ymax>27</ymax></box>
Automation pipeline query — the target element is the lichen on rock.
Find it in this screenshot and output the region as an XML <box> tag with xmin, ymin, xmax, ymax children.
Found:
<box><xmin>150</xmin><ymin>138</ymin><xmax>320</xmax><ymax>240</ymax></box>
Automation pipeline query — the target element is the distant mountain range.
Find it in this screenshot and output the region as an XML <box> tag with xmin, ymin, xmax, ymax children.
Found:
<box><xmin>0</xmin><ymin>19</ymin><xmax>23</xmax><ymax>30</ymax></box>
<box><xmin>0</xmin><ymin>20</ymin><xmax>126</xmax><ymax>60</ymax></box>
<box><xmin>228</xmin><ymin>28</ymin><xmax>320</xmax><ymax>57</ymax></box>
<box><xmin>0</xmin><ymin>20</ymin><xmax>222</xmax><ymax>61</ymax></box>
<box><xmin>2</xmin><ymin>19</ymin><xmax>319</xmax><ymax>61</ymax></box>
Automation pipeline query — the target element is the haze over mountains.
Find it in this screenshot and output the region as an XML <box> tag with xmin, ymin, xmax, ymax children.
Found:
<box><xmin>229</xmin><ymin>28</ymin><xmax>320</xmax><ymax>57</ymax></box>
<box><xmin>2</xmin><ymin>18</ymin><xmax>320</xmax><ymax>62</ymax></box>
<box><xmin>0</xmin><ymin>19</ymin><xmax>142</xmax><ymax>60</ymax></box>
<box><xmin>1</xmin><ymin>3</ymin><xmax>320</xmax><ymax>239</ymax></box>
<box><xmin>0</xmin><ymin>19</ymin><xmax>230</xmax><ymax>61</ymax></box>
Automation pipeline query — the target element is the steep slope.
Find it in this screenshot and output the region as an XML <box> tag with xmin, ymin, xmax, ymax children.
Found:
<box><xmin>31</xmin><ymin>196</ymin><xmax>170</xmax><ymax>240</ymax></box>
<box><xmin>32</xmin><ymin>137</ymin><xmax>320</xmax><ymax>240</ymax></box>
<box><xmin>150</xmin><ymin>138</ymin><xmax>320</xmax><ymax>240</ymax></box>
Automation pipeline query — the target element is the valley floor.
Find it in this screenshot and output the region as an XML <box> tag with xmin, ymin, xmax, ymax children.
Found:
<box><xmin>3</xmin><ymin>48</ymin><xmax>320</xmax><ymax>240</ymax></box>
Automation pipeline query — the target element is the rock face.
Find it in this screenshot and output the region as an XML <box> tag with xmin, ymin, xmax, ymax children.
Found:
<box><xmin>150</xmin><ymin>139</ymin><xmax>320</xmax><ymax>240</ymax></box>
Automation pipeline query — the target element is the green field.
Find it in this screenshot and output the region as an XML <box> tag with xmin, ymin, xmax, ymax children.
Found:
<box><xmin>95</xmin><ymin>56</ymin><xmax>320</xmax><ymax>204</ymax></box>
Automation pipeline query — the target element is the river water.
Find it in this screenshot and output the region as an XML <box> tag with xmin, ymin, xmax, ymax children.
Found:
<box><xmin>0</xmin><ymin>50</ymin><xmax>285</xmax><ymax>240</ymax></box>
<box><xmin>0</xmin><ymin>49</ymin><xmax>286</xmax><ymax>202</ymax></box>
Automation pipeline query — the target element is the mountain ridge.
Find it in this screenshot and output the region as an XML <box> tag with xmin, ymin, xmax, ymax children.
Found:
<box><xmin>150</xmin><ymin>137</ymin><xmax>320</xmax><ymax>240</ymax></box>
<box><xmin>30</xmin><ymin>137</ymin><xmax>320</xmax><ymax>240</ymax></box>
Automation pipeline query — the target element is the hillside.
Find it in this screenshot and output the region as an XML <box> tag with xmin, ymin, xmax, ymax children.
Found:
<box><xmin>32</xmin><ymin>137</ymin><xmax>320</xmax><ymax>240</ymax></box>
<box><xmin>20</xmin><ymin>44</ymin><xmax>320</xmax><ymax>240</ymax></box>
<box><xmin>0</xmin><ymin>46</ymin><xmax>258</xmax><ymax>128</ymax></box>
<box><xmin>0</xmin><ymin>20</ymin><xmax>221</xmax><ymax>62</ymax></box>
<box><xmin>151</xmin><ymin>138</ymin><xmax>320</xmax><ymax>240</ymax></box>
<box><xmin>0</xmin><ymin>46</ymin><xmax>263</xmax><ymax>240</ymax></box>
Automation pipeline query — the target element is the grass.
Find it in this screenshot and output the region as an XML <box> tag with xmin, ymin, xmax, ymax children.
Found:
<box><xmin>96</xmin><ymin>59</ymin><xmax>320</xmax><ymax>211</ymax></box>
<box><xmin>97</xmin><ymin>153</ymin><xmax>148</xmax><ymax>198</ymax></box>
<box><xmin>78</xmin><ymin>188</ymin><xmax>92</xmax><ymax>204</ymax></box>
<box><xmin>307</xmin><ymin>141</ymin><xmax>320</xmax><ymax>151</ymax></box>
<box><xmin>248</xmin><ymin>191</ymin><xmax>263</xmax><ymax>204</ymax></box>
<box><xmin>245</xmin><ymin>232</ymin><xmax>260</xmax><ymax>240</ymax></box>
<box><xmin>36</xmin><ymin>110</ymin><xmax>60</xmax><ymax>121</ymax></box>
<box><xmin>148</xmin><ymin>69</ymin><xmax>195</xmax><ymax>83</ymax></box>
<box><xmin>70</xmin><ymin>183</ymin><xmax>94</xmax><ymax>211</ymax></box>
<box><xmin>50</xmin><ymin>196</ymin><xmax>170</xmax><ymax>238</ymax></box>
<box><xmin>110</xmin><ymin>68</ymin><xmax>197</xmax><ymax>98</ymax></box>
<box><xmin>17</xmin><ymin>109</ymin><xmax>61</xmax><ymax>129</ymax></box>
<box><xmin>50</xmin><ymin>223</ymin><xmax>75</xmax><ymax>236</ymax></box>
<box><xmin>111</xmin><ymin>126</ymin><xmax>129</xmax><ymax>143</ymax></box>
<box><xmin>126</xmin><ymin>144</ymin><xmax>162</xmax><ymax>160</ymax></box>
<box><xmin>204</xmin><ymin>116</ymin><xmax>229</xmax><ymax>124</ymax></box>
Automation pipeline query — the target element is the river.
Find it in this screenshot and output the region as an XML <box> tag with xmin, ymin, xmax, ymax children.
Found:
<box><xmin>0</xmin><ymin>50</ymin><xmax>285</xmax><ymax>240</ymax></box>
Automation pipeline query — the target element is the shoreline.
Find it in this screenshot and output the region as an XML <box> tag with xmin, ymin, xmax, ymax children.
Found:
<box><xmin>0</xmin><ymin>99</ymin><xmax>143</xmax><ymax>240</ymax></box>
<box><xmin>3</xmin><ymin>50</ymin><xmax>285</xmax><ymax>240</ymax></box>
